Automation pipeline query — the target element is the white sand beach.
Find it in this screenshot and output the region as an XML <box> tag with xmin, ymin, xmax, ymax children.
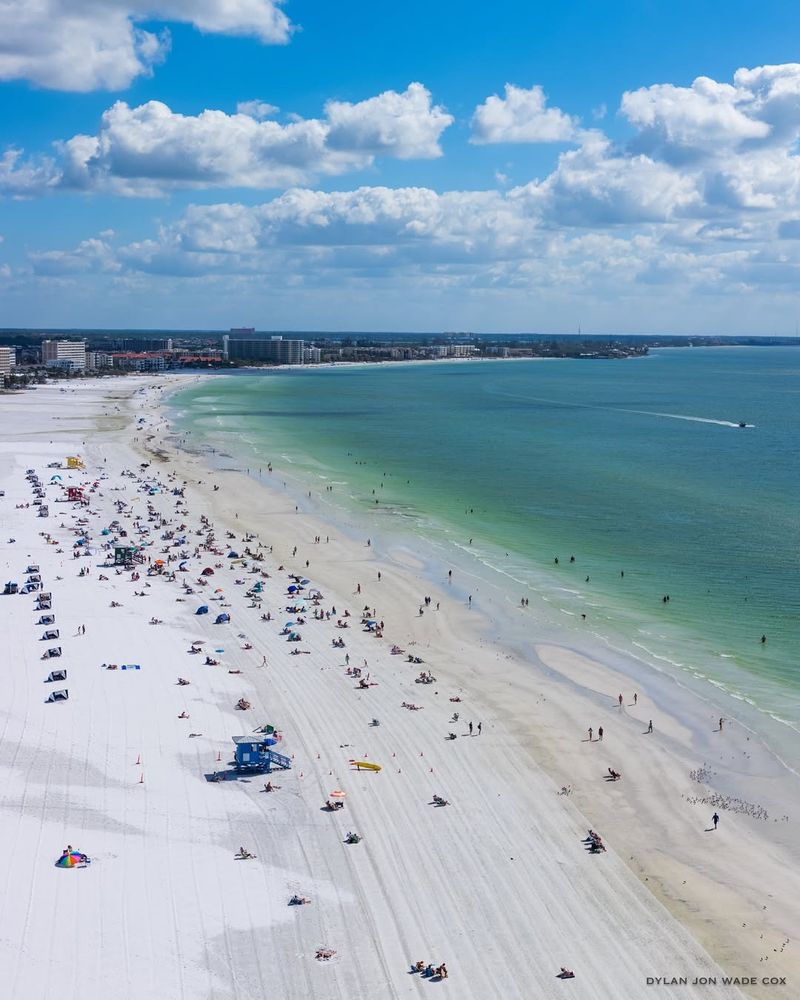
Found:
<box><xmin>0</xmin><ymin>378</ymin><xmax>797</xmax><ymax>1000</ymax></box>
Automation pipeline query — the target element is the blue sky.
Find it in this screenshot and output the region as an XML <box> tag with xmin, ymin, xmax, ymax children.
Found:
<box><xmin>3</xmin><ymin>1</ymin><xmax>800</xmax><ymax>333</ymax></box>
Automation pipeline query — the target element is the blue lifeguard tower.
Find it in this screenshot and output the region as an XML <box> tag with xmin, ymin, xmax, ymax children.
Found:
<box><xmin>232</xmin><ymin>735</ymin><xmax>291</xmax><ymax>773</ymax></box>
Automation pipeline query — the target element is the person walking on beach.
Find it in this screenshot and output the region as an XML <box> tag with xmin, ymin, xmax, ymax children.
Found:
<box><xmin>618</xmin><ymin>693</ymin><xmax>623</xmax><ymax>707</ymax></box>
<box><xmin>588</xmin><ymin>727</ymin><xmax>593</xmax><ymax>741</ymax></box>
<box><xmin>468</xmin><ymin>721</ymin><xmax>473</xmax><ymax>735</ymax></box>
<box><xmin>633</xmin><ymin>693</ymin><xmax>638</xmax><ymax>705</ymax></box>
<box><xmin>598</xmin><ymin>726</ymin><xmax>603</xmax><ymax>742</ymax></box>
<box><xmin>477</xmin><ymin>722</ymin><xmax>482</xmax><ymax>735</ymax></box>
<box><xmin>719</xmin><ymin>717</ymin><xmax>724</xmax><ymax>731</ymax></box>
<box><xmin>712</xmin><ymin>812</ymin><xmax>720</xmax><ymax>830</ymax></box>
<box><xmin>647</xmin><ymin>720</ymin><xmax>653</xmax><ymax>733</ymax></box>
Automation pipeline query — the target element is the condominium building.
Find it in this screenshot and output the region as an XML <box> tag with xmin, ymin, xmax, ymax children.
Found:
<box><xmin>0</xmin><ymin>346</ymin><xmax>16</xmax><ymax>378</ymax></box>
<box><xmin>224</xmin><ymin>335</ymin><xmax>305</xmax><ymax>365</ymax></box>
<box><xmin>41</xmin><ymin>339</ymin><xmax>87</xmax><ymax>370</ymax></box>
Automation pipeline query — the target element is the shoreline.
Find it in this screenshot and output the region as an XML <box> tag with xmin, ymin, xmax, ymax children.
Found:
<box><xmin>159</xmin><ymin>375</ymin><xmax>800</xmax><ymax>990</ymax></box>
<box><xmin>0</xmin><ymin>376</ymin><xmax>795</xmax><ymax>999</ymax></box>
<box><xmin>168</xmin><ymin>360</ymin><xmax>800</xmax><ymax>745</ymax></box>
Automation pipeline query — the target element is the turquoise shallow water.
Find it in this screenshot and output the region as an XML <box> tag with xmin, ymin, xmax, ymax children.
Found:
<box><xmin>170</xmin><ymin>348</ymin><xmax>800</xmax><ymax>734</ymax></box>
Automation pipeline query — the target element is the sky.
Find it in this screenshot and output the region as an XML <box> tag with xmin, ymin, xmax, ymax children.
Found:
<box><xmin>3</xmin><ymin>2</ymin><xmax>800</xmax><ymax>334</ymax></box>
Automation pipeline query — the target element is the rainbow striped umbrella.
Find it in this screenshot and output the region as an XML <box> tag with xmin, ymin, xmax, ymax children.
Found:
<box><xmin>55</xmin><ymin>850</ymin><xmax>90</xmax><ymax>868</ymax></box>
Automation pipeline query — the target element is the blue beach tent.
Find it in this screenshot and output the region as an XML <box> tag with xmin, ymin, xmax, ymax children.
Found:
<box><xmin>196</xmin><ymin>605</ymin><xmax>209</xmax><ymax>615</ymax></box>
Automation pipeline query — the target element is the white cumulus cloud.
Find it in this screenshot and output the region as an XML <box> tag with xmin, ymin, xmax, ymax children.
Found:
<box><xmin>2</xmin><ymin>85</ymin><xmax>452</xmax><ymax>196</ymax></box>
<box><xmin>325</xmin><ymin>82</ymin><xmax>453</xmax><ymax>158</ymax></box>
<box><xmin>471</xmin><ymin>84</ymin><xmax>580</xmax><ymax>144</ymax></box>
<box><xmin>236</xmin><ymin>99</ymin><xmax>280</xmax><ymax>120</ymax></box>
<box><xmin>0</xmin><ymin>0</ymin><xmax>292</xmax><ymax>91</ymax></box>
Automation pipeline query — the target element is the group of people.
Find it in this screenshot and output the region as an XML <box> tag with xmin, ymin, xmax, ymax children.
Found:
<box><xmin>584</xmin><ymin>830</ymin><xmax>606</xmax><ymax>853</ymax></box>
<box><xmin>412</xmin><ymin>960</ymin><xmax>448</xmax><ymax>979</ymax></box>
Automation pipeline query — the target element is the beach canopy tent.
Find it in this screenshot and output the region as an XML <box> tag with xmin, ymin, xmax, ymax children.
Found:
<box><xmin>215</xmin><ymin>613</ymin><xmax>230</xmax><ymax>624</ymax></box>
<box><xmin>67</xmin><ymin>487</ymin><xmax>83</xmax><ymax>501</ymax></box>
<box><xmin>37</xmin><ymin>615</ymin><xmax>55</xmax><ymax>625</ymax></box>
<box><xmin>46</xmin><ymin>689</ymin><xmax>68</xmax><ymax>702</ymax></box>
<box><xmin>42</xmin><ymin>647</ymin><xmax>62</xmax><ymax>659</ymax></box>
<box><xmin>196</xmin><ymin>605</ymin><xmax>209</xmax><ymax>615</ymax></box>
<box><xmin>55</xmin><ymin>850</ymin><xmax>89</xmax><ymax>868</ymax></box>
<box><xmin>46</xmin><ymin>669</ymin><xmax>67</xmax><ymax>682</ymax></box>
<box><xmin>50</xmin><ymin>475</ymin><xmax>62</xmax><ymax>482</ymax></box>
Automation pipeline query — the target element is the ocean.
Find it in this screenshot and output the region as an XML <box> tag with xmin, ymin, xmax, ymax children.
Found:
<box><xmin>169</xmin><ymin>347</ymin><xmax>800</xmax><ymax>747</ymax></box>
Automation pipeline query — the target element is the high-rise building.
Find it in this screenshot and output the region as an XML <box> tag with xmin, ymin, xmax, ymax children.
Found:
<box><xmin>41</xmin><ymin>339</ymin><xmax>87</xmax><ymax>370</ymax></box>
<box><xmin>226</xmin><ymin>336</ymin><xmax>305</xmax><ymax>365</ymax></box>
<box><xmin>0</xmin><ymin>346</ymin><xmax>16</xmax><ymax>378</ymax></box>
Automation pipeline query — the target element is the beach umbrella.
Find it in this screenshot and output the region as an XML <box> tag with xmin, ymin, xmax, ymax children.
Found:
<box><xmin>284</xmin><ymin>621</ymin><xmax>295</xmax><ymax>627</ymax></box>
<box><xmin>154</xmin><ymin>559</ymin><xmax>165</xmax><ymax>566</ymax></box>
<box><xmin>214</xmin><ymin>588</ymin><xmax>224</xmax><ymax>593</ymax></box>
<box><xmin>287</xmin><ymin>585</ymin><xmax>298</xmax><ymax>593</ymax></box>
<box><xmin>329</xmin><ymin>790</ymin><xmax>346</xmax><ymax>800</ymax></box>
<box><xmin>55</xmin><ymin>850</ymin><xmax>90</xmax><ymax>868</ymax></box>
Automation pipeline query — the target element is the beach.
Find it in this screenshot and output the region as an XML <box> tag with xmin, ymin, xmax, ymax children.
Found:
<box><xmin>0</xmin><ymin>376</ymin><xmax>797</xmax><ymax>1000</ymax></box>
